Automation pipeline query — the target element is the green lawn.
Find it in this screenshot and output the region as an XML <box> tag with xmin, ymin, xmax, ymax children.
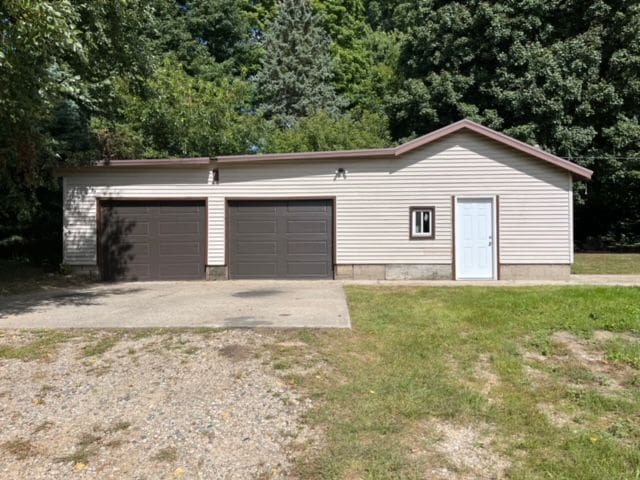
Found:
<box><xmin>273</xmin><ymin>286</ymin><xmax>640</xmax><ymax>479</ymax></box>
<box><xmin>573</xmin><ymin>253</ymin><xmax>640</xmax><ymax>274</ymax></box>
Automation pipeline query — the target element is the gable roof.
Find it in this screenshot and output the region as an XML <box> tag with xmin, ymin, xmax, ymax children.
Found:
<box><xmin>214</xmin><ymin>119</ymin><xmax>593</xmax><ymax>180</ymax></box>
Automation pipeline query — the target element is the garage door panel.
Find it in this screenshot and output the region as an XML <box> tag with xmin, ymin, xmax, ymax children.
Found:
<box><xmin>237</xmin><ymin>241</ymin><xmax>277</xmax><ymax>255</ymax></box>
<box><xmin>287</xmin><ymin>241</ymin><xmax>328</xmax><ymax>255</ymax></box>
<box><xmin>158</xmin><ymin>242</ymin><xmax>202</xmax><ymax>256</ymax></box>
<box><xmin>126</xmin><ymin>264</ymin><xmax>151</xmax><ymax>279</ymax></box>
<box><xmin>109</xmin><ymin>205</ymin><xmax>152</xmax><ymax>215</ymax></box>
<box><xmin>158</xmin><ymin>221</ymin><xmax>200</xmax><ymax>235</ymax></box>
<box><xmin>229</xmin><ymin>200</ymin><xmax>333</xmax><ymax>279</ymax></box>
<box><xmin>235</xmin><ymin>203</ymin><xmax>278</xmax><ymax>215</ymax></box>
<box><xmin>127</xmin><ymin>222</ymin><xmax>150</xmax><ymax>236</ymax></box>
<box><xmin>158</xmin><ymin>205</ymin><xmax>201</xmax><ymax>215</ymax></box>
<box><xmin>100</xmin><ymin>200</ymin><xmax>205</xmax><ymax>281</ymax></box>
<box><xmin>128</xmin><ymin>243</ymin><xmax>150</xmax><ymax>257</ymax></box>
<box><xmin>286</xmin><ymin>261</ymin><xmax>329</xmax><ymax>276</ymax></box>
<box><xmin>286</xmin><ymin>220</ymin><xmax>329</xmax><ymax>234</ymax></box>
<box><xmin>158</xmin><ymin>263</ymin><xmax>202</xmax><ymax>278</ymax></box>
<box><xmin>286</xmin><ymin>201</ymin><xmax>330</xmax><ymax>213</ymax></box>
<box><xmin>236</xmin><ymin>220</ymin><xmax>276</xmax><ymax>234</ymax></box>
<box><xmin>235</xmin><ymin>262</ymin><xmax>278</xmax><ymax>277</ymax></box>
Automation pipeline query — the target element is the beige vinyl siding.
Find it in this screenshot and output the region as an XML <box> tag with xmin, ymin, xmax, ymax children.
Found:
<box><xmin>63</xmin><ymin>131</ymin><xmax>573</xmax><ymax>267</ymax></box>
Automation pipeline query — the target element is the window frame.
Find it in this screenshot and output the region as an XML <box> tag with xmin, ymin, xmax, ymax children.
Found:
<box><xmin>409</xmin><ymin>206</ymin><xmax>435</xmax><ymax>240</ymax></box>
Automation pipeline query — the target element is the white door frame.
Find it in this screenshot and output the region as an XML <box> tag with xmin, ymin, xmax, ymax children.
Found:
<box><xmin>454</xmin><ymin>195</ymin><xmax>498</xmax><ymax>280</ymax></box>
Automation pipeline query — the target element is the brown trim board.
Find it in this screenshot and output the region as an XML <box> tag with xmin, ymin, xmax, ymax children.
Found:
<box><xmin>451</xmin><ymin>196</ymin><xmax>456</xmax><ymax>280</ymax></box>
<box><xmin>496</xmin><ymin>195</ymin><xmax>501</xmax><ymax>280</ymax></box>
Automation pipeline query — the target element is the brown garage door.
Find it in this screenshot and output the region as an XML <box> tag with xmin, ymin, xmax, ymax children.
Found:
<box><xmin>99</xmin><ymin>200</ymin><xmax>206</xmax><ymax>281</ymax></box>
<box><xmin>228</xmin><ymin>199</ymin><xmax>333</xmax><ymax>279</ymax></box>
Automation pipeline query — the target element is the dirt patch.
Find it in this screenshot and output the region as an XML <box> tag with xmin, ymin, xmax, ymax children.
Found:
<box><xmin>523</xmin><ymin>331</ymin><xmax>636</xmax><ymax>392</ymax></box>
<box><xmin>406</xmin><ymin>419</ymin><xmax>510</xmax><ymax>479</ymax></box>
<box><xmin>446</xmin><ymin>354</ymin><xmax>501</xmax><ymax>403</ymax></box>
<box><xmin>593</xmin><ymin>330</ymin><xmax>639</xmax><ymax>343</ymax></box>
<box><xmin>473</xmin><ymin>354</ymin><xmax>501</xmax><ymax>399</ymax></box>
<box><xmin>550</xmin><ymin>331</ymin><xmax>635</xmax><ymax>390</ymax></box>
<box><xmin>218</xmin><ymin>343</ymin><xmax>255</xmax><ymax>361</ymax></box>
<box><xmin>537</xmin><ymin>402</ymin><xmax>577</xmax><ymax>429</ymax></box>
<box><xmin>521</xmin><ymin>331</ymin><xmax>640</xmax><ymax>433</ymax></box>
<box><xmin>0</xmin><ymin>330</ymin><xmax>317</xmax><ymax>479</ymax></box>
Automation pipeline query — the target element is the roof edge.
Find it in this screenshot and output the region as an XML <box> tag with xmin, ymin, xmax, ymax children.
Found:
<box><xmin>395</xmin><ymin>119</ymin><xmax>592</xmax><ymax>180</ymax></box>
<box><xmin>213</xmin><ymin>119</ymin><xmax>592</xmax><ymax>179</ymax></box>
<box><xmin>214</xmin><ymin>147</ymin><xmax>395</xmax><ymax>164</ymax></box>
<box><xmin>55</xmin><ymin>121</ymin><xmax>594</xmax><ymax>180</ymax></box>
<box><xmin>54</xmin><ymin>157</ymin><xmax>211</xmax><ymax>176</ymax></box>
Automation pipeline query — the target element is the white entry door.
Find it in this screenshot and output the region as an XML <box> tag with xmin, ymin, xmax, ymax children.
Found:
<box><xmin>455</xmin><ymin>198</ymin><xmax>495</xmax><ymax>280</ymax></box>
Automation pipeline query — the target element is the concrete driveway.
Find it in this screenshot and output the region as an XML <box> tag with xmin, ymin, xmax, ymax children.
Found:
<box><xmin>0</xmin><ymin>281</ymin><xmax>351</xmax><ymax>329</ymax></box>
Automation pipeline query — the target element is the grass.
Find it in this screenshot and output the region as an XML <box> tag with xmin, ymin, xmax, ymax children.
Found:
<box><xmin>55</xmin><ymin>433</ymin><xmax>101</xmax><ymax>465</ymax></box>
<box><xmin>0</xmin><ymin>331</ymin><xmax>75</xmax><ymax>361</ymax></box>
<box><xmin>275</xmin><ymin>286</ymin><xmax>640</xmax><ymax>479</ymax></box>
<box><xmin>572</xmin><ymin>253</ymin><xmax>640</xmax><ymax>274</ymax></box>
<box><xmin>1</xmin><ymin>439</ymin><xmax>37</xmax><ymax>459</ymax></box>
<box><xmin>152</xmin><ymin>446</ymin><xmax>178</xmax><ymax>462</ymax></box>
<box><xmin>82</xmin><ymin>333</ymin><xmax>123</xmax><ymax>357</ymax></box>
<box><xmin>0</xmin><ymin>259</ymin><xmax>93</xmax><ymax>296</ymax></box>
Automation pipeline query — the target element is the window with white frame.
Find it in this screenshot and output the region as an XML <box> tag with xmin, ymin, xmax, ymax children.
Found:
<box><xmin>410</xmin><ymin>207</ymin><xmax>435</xmax><ymax>239</ymax></box>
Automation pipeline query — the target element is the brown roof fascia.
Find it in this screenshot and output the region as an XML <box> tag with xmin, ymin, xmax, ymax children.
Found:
<box><xmin>54</xmin><ymin>157</ymin><xmax>211</xmax><ymax>176</ymax></box>
<box><xmin>96</xmin><ymin>157</ymin><xmax>211</xmax><ymax>167</ymax></box>
<box><xmin>213</xmin><ymin>147</ymin><xmax>396</xmax><ymax>164</ymax></box>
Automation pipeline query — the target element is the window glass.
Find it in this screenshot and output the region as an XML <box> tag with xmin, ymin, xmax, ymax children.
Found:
<box><xmin>411</xmin><ymin>208</ymin><xmax>434</xmax><ymax>238</ymax></box>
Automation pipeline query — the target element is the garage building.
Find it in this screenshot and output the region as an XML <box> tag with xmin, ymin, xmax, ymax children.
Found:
<box><xmin>59</xmin><ymin>119</ymin><xmax>592</xmax><ymax>281</ymax></box>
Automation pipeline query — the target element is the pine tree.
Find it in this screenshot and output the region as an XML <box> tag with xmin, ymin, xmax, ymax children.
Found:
<box><xmin>255</xmin><ymin>0</ymin><xmax>340</xmax><ymax>125</ymax></box>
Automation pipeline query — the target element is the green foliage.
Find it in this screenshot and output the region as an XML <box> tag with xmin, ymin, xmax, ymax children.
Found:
<box><xmin>92</xmin><ymin>57</ymin><xmax>264</xmax><ymax>158</ymax></box>
<box><xmin>263</xmin><ymin>110</ymin><xmax>391</xmax><ymax>152</ymax></box>
<box><xmin>388</xmin><ymin>0</ymin><xmax>640</xmax><ymax>246</ymax></box>
<box><xmin>0</xmin><ymin>0</ymin><xmax>153</xmax><ymax>264</ymax></box>
<box><xmin>151</xmin><ymin>0</ymin><xmax>259</xmax><ymax>76</ymax></box>
<box><xmin>2</xmin><ymin>0</ymin><xmax>640</xmax><ymax>263</ymax></box>
<box><xmin>255</xmin><ymin>0</ymin><xmax>341</xmax><ymax>124</ymax></box>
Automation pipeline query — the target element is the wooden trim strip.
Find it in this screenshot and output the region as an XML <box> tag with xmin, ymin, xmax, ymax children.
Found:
<box><xmin>451</xmin><ymin>196</ymin><xmax>456</xmax><ymax>280</ymax></box>
<box><xmin>496</xmin><ymin>195</ymin><xmax>501</xmax><ymax>280</ymax></box>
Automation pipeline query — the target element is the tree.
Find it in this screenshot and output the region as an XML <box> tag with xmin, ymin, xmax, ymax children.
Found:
<box><xmin>255</xmin><ymin>0</ymin><xmax>341</xmax><ymax>124</ymax></box>
<box><xmin>151</xmin><ymin>0</ymin><xmax>260</xmax><ymax>77</ymax></box>
<box><xmin>387</xmin><ymin>0</ymin><xmax>640</xmax><ymax>247</ymax></box>
<box><xmin>263</xmin><ymin>110</ymin><xmax>391</xmax><ymax>152</ymax></box>
<box><xmin>92</xmin><ymin>57</ymin><xmax>265</xmax><ymax>159</ymax></box>
<box><xmin>0</xmin><ymin>0</ymin><xmax>154</xmax><ymax>264</ymax></box>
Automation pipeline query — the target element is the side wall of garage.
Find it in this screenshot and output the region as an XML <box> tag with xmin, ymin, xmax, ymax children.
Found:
<box><xmin>62</xmin><ymin>131</ymin><xmax>573</xmax><ymax>279</ymax></box>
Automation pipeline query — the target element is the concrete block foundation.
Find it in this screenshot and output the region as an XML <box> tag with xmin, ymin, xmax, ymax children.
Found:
<box><xmin>336</xmin><ymin>264</ymin><xmax>453</xmax><ymax>280</ymax></box>
<box><xmin>206</xmin><ymin>266</ymin><xmax>228</xmax><ymax>280</ymax></box>
<box><xmin>353</xmin><ymin>264</ymin><xmax>386</xmax><ymax>280</ymax></box>
<box><xmin>386</xmin><ymin>264</ymin><xmax>452</xmax><ymax>280</ymax></box>
<box><xmin>66</xmin><ymin>264</ymin><xmax>100</xmax><ymax>279</ymax></box>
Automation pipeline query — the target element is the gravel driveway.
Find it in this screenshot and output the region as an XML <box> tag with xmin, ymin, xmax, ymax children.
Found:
<box><xmin>0</xmin><ymin>329</ymin><xmax>317</xmax><ymax>479</ymax></box>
